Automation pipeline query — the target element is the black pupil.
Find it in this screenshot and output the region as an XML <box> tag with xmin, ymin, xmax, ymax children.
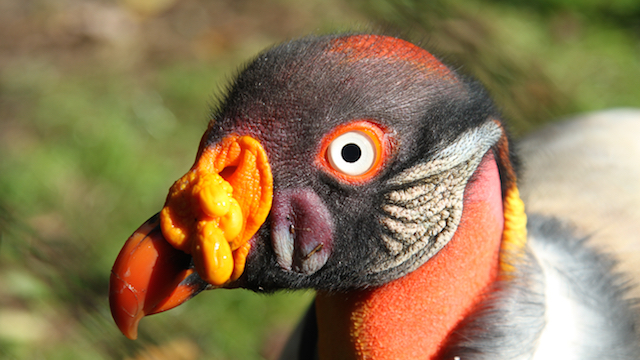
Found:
<box><xmin>341</xmin><ymin>143</ymin><xmax>362</xmax><ymax>163</ymax></box>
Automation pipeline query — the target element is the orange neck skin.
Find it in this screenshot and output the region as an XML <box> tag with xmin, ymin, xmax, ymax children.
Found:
<box><xmin>315</xmin><ymin>155</ymin><xmax>504</xmax><ymax>360</ymax></box>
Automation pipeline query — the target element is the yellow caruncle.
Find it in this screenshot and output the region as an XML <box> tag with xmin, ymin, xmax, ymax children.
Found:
<box><xmin>159</xmin><ymin>135</ymin><xmax>273</xmax><ymax>286</ymax></box>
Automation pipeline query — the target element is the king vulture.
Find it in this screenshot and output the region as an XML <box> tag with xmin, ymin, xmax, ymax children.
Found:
<box><xmin>109</xmin><ymin>34</ymin><xmax>640</xmax><ymax>359</ymax></box>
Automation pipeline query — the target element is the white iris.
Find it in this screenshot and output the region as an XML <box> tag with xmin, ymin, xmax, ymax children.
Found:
<box><xmin>327</xmin><ymin>130</ymin><xmax>376</xmax><ymax>176</ymax></box>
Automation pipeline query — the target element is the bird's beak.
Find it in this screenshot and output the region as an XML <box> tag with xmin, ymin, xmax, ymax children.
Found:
<box><xmin>109</xmin><ymin>135</ymin><xmax>273</xmax><ymax>339</ymax></box>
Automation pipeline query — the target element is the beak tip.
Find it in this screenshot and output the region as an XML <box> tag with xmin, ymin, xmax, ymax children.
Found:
<box><xmin>109</xmin><ymin>272</ymin><xmax>143</xmax><ymax>340</ymax></box>
<box><xmin>109</xmin><ymin>214</ymin><xmax>207</xmax><ymax>340</ymax></box>
<box><xmin>120</xmin><ymin>319</ymin><xmax>141</xmax><ymax>340</ymax></box>
<box><xmin>118</xmin><ymin>316</ymin><xmax>141</xmax><ymax>340</ymax></box>
<box><xmin>109</xmin><ymin>301</ymin><xmax>142</xmax><ymax>340</ymax></box>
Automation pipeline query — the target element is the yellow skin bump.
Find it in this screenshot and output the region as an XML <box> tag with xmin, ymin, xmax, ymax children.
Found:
<box><xmin>159</xmin><ymin>135</ymin><xmax>273</xmax><ymax>286</ymax></box>
<box><xmin>499</xmin><ymin>186</ymin><xmax>528</xmax><ymax>273</ymax></box>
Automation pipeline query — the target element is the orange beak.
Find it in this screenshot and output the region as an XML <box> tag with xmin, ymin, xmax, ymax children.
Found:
<box><xmin>109</xmin><ymin>135</ymin><xmax>273</xmax><ymax>339</ymax></box>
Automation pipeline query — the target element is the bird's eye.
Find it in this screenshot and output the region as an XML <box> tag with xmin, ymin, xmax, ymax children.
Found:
<box><xmin>318</xmin><ymin>121</ymin><xmax>390</xmax><ymax>183</ymax></box>
<box><xmin>327</xmin><ymin>131</ymin><xmax>376</xmax><ymax>176</ymax></box>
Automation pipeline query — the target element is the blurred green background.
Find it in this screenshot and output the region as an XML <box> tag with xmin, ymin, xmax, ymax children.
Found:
<box><xmin>0</xmin><ymin>0</ymin><xmax>638</xmax><ymax>359</ymax></box>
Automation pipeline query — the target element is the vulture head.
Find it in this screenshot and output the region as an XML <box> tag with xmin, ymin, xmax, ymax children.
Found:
<box><xmin>110</xmin><ymin>34</ymin><xmax>546</xmax><ymax>359</ymax></box>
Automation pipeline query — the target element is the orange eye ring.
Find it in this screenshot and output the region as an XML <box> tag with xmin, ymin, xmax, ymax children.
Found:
<box><xmin>317</xmin><ymin>121</ymin><xmax>391</xmax><ymax>184</ymax></box>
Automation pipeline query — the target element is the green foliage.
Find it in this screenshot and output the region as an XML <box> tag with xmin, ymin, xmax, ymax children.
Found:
<box><xmin>352</xmin><ymin>0</ymin><xmax>640</xmax><ymax>134</ymax></box>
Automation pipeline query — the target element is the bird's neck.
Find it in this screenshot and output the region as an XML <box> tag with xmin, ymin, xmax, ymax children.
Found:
<box><xmin>315</xmin><ymin>155</ymin><xmax>521</xmax><ymax>360</ymax></box>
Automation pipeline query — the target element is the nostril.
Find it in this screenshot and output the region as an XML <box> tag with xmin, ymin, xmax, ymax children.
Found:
<box><xmin>219</xmin><ymin>166</ymin><xmax>237</xmax><ymax>180</ymax></box>
<box><xmin>271</xmin><ymin>188</ymin><xmax>334</xmax><ymax>275</ymax></box>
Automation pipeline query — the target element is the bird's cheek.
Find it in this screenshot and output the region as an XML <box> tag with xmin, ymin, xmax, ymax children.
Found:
<box><xmin>270</xmin><ymin>189</ymin><xmax>334</xmax><ymax>275</ymax></box>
